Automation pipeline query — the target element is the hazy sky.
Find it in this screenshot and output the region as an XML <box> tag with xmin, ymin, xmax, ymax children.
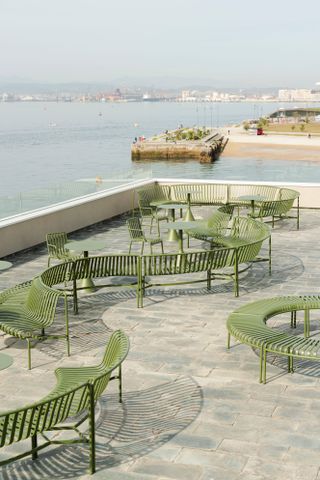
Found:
<box><xmin>1</xmin><ymin>0</ymin><xmax>319</xmax><ymax>88</ymax></box>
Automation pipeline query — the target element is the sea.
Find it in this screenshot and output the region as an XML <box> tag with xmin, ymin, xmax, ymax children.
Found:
<box><xmin>1</xmin><ymin>100</ymin><xmax>320</xmax><ymax>198</ymax></box>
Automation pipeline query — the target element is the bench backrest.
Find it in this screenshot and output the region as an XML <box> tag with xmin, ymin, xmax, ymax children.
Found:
<box><xmin>91</xmin><ymin>330</ymin><xmax>130</xmax><ymax>401</ymax></box>
<box><xmin>26</xmin><ymin>277</ymin><xmax>63</xmax><ymax>328</ymax></box>
<box><xmin>142</xmin><ymin>250</ymin><xmax>212</xmax><ymax>275</ymax></box>
<box><xmin>137</xmin><ymin>184</ymin><xmax>171</xmax><ymax>207</ymax></box>
<box><xmin>207</xmin><ymin>211</ymin><xmax>232</xmax><ymax>234</ymax></box>
<box><xmin>230</xmin><ymin>216</ymin><xmax>270</xmax><ymax>243</ymax></box>
<box><xmin>41</xmin><ymin>261</ymin><xmax>71</xmax><ymax>287</ymax></box>
<box><xmin>0</xmin><ymin>383</ymin><xmax>89</xmax><ymax>447</ymax></box>
<box><xmin>227</xmin><ymin>184</ymin><xmax>279</xmax><ymax>203</ymax></box>
<box><xmin>171</xmin><ymin>183</ymin><xmax>227</xmax><ymax>205</ymax></box>
<box><xmin>70</xmin><ymin>255</ymin><xmax>140</xmax><ymax>281</ymax></box>
<box><xmin>0</xmin><ymin>329</ymin><xmax>129</xmax><ymax>450</ymax></box>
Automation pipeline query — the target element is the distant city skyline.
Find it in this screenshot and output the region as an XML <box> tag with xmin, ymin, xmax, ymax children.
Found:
<box><xmin>1</xmin><ymin>0</ymin><xmax>320</xmax><ymax>88</ymax></box>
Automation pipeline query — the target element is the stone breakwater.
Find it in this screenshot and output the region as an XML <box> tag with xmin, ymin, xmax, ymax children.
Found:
<box><xmin>131</xmin><ymin>128</ymin><xmax>226</xmax><ymax>163</ymax></box>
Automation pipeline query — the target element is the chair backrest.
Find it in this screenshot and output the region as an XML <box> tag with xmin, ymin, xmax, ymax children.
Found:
<box><xmin>46</xmin><ymin>232</ymin><xmax>69</xmax><ymax>259</ymax></box>
<box><xmin>26</xmin><ymin>277</ymin><xmax>63</xmax><ymax>328</ymax></box>
<box><xmin>0</xmin><ymin>383</ymin><xmax>89</xmax><ymax>447</ymax></box>
<box><xmin>127</xmin><ymin>217</ymin><xmax>144</xmax><ymax>240</ymax></box>
<box><xmin>137</xmin><ymin>184</ymin><xmax>171</xmax><ymax>207</ymax></box>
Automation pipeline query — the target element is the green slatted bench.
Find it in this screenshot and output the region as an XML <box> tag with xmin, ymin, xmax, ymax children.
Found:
<box><xmin>69</xmin><ymin>254</ymin><xmax>141</xmax><ymax>313</ymax></box>
<box><xmin>137</xmin><ymin>182</ymin><xmax>300</xmax><ymax>229</ymax></box>
<box><xmin>0</xmin><ymin>329</ymin><xmax>129</xmax><ymax>475</ymax></box>
<box><xmin>140</xmin><ymin>248</ymin><xmax>232</xmax><ymax>308</ymax></box>
<box><xmin>0</xmin><ymin>276</ymin><xmax>69</xmax><ymax>369</ymax></box>
<box><xmin>227</xmin><ymin>296</ymin><xmax>320</xmax><ymax>383</ymax></box>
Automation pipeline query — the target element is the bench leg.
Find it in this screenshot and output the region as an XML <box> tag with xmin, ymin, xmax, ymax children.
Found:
<box><xmin>263</xmin><ymin>347</ymin><xmax>267</xmax><ymax>384</ymax></box>
<box><xmin>304</xmin><ymin>310</ymin><xmax>310</xmax><ymax>338</ymax></box>
<box><xmin>227</xmin><ymin>332</ymin><xmax>231</xmax><ymax>349</ymax></box>
<box><xmin>27</xmin><ymin>339</ymin><xmax>32</xmax><ymax>370</ymax></box>
<box><xmin>88</xmin><ymin>384</ymin><xmax>96</xmax><ymax>475</ymax></box>
<box><xmin>31</xmin><ymin>434</ymin><xmax>38</xmax><ymax>460</ymax></box>
<box><xmin>119</xmin><ymin>364</ymin><xmax>123</xmax><ymax>403</ymax></box>
<box><xmin>259</xmin><ymin>346</ymin><xmax>264</xmax><ymax>383</ymax></box>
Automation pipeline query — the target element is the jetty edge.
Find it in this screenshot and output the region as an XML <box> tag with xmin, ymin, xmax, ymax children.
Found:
<box><xmin>131</xmin><ymin>127</ymin><xmax>226</xmax><ymax>163</ymax></box>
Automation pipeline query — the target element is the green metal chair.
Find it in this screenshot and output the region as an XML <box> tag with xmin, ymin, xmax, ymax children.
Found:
<box><xmin>138</xmin><ymin>193</ymin><xmax>170</xmax><ymax>234</ymax></box>
<box><xmin>46</xmin><ymin>232</ymin><xmax>81</xmax><ymax>267</ymax></box>
<box><xmin>127</xmin><ymin>217</ymin><xmax>164</xmax><ymax>254</ymax></box>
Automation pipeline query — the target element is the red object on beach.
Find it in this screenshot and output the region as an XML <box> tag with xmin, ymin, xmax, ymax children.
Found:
<box><xmin>257</xmin><ymin>128</ymin><xmax>263</xmax><ymax>135</ymax></box>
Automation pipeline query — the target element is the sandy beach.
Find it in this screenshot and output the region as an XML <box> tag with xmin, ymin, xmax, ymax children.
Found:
<box><xmin>221</xmin><ymin>128</ymin><xmax>320</xmax><ymax>161</ymax></box>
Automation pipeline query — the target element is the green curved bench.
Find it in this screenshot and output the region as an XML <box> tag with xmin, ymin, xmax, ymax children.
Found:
<box><xmin>136</xmin><ymin>182</ymin><xmax>300</xmax><ymax>229</ymax></box>
<box><xmin>0</xmin><ymin>329</ymin><xmax>129</xmax><ymax>474</ymax></box>
<box><xmin>227</xmin><ymin>296</ymin><xmax>320</xmax><ymax>383</ymax></box>
<box><xmin>0</xmin><ymin>276</ymin><xmax>69</xmax><ymax>369</ymax></box>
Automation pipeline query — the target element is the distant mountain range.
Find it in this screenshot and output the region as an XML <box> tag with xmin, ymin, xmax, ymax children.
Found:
<box><xmin>0</xmin><ymin>76</ymin><xmax>287</xmax><ymax>95</ymax></box>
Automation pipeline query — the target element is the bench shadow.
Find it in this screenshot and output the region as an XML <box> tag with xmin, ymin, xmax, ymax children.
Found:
<box><xmin>1</xmin><ymin>376</ymin><xmax>203</xmax><ymax>480</ymax></box>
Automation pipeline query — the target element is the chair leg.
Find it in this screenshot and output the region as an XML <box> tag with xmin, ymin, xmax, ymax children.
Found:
<box><xmin>141</xmin><ymin>242</ymin><xmax>144</xmax><ymax>255</ymax></box>
<box><xmin>160</xmin><ymin>241</ymin><xmax>164</xmax><ymax>253</ymax></box>
<box><xmin>129</xmin><ymin>241</ymin><xmax>132</xmax><ymax>254</ymax></box>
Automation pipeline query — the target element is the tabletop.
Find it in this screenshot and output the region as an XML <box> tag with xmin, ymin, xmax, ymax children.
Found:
<box><xmin>151</xmin><ymin>202</ymin><xmax>187</xmax><ymax>209</ymax></box>
<box><xmin>237</xmin><ymin>194</ymin><xmax>266</xmax><ymax>202</ymax></box>
<box><xmin>0</xmin><ymin>260</ymin><xmax>12</xmax><ymax>271</ymax></box>
<box><xmin>166</xmin><ymin>221</ymin><xmax>198</xmax><ymax>230</ymax></box>
<box><xmin>66</xmin><ymin>239</ymin><xmax>106</xmax><ymax>252</ymax></box>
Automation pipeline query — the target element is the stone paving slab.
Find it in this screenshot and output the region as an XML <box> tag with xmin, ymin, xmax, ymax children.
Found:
<box><xmin>1</xmin><ymin>209</ymin><xmax>320</xmax><ymax>479</ymax></box>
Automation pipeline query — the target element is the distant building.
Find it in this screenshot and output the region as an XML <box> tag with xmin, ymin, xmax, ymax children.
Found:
<box><xmin>278</xmin><ymin>89</ymin><xmax>320</xmax><ymax>102</ymax></box>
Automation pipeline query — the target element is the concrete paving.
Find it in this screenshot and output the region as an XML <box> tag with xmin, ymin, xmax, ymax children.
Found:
<box><xmin>0</xmin><ymin>207</ymin><xmax>320</xmax><ymax>479</ymax></box>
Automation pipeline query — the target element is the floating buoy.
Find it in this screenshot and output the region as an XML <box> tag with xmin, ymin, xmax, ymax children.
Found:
<box><xmin>133</xmin><ymin>122</ymin><xmax>139</xmax><ymax>127</ymax></box>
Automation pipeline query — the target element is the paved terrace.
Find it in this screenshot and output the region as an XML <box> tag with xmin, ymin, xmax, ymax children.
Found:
<box><xmin>0</xmin><ymin>207</ymin><xmax>320</xmax><ymax>480</ymax></box>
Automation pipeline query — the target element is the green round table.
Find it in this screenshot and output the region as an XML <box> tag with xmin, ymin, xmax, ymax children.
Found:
<box><xmin>0</xmin><ymin>260</ymin><xmax>12</xmax><ymax>271</ymax></box>
<box><xmin>66</xmin><ymin>240</ymin><xmax>106</xmax><ymax>291</ymax></box>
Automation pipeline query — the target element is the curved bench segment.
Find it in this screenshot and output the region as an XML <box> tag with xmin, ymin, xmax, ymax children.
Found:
<box><xmin>137</xmin><ymin>183</ymin><xmax>300</xmax><ymax>229</ymax></box>
<box><xmin>0</xmin><ymin>329</ymin><xmax>129</xmax><ymax>474</ymax></box>
<box><xmin>227</xmin><ymin>296</ymin><xmax>320</xmax><ymax>383</ymax></box>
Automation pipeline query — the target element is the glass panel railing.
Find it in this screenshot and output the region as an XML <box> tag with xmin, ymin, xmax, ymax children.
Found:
<box><xmin>0</xmin><ymin>167</ymin><xmax>152</xmax><ymax>221</ymax></box>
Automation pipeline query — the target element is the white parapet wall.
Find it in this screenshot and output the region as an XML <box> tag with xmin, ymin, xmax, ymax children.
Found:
<box><xmin>0</xmin><ymin>179</ymin><xmax>154</xmax><ymax>258</ymax></box>
<box><xmin>0</xmin><ymin>178</ymin><xmax>319</xmax><ymax>258</ymax></box>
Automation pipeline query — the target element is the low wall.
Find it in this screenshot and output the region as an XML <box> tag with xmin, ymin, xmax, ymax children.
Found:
<box><xmin>0</xmin><ymin>180</ymin><xmax>153</xmax><ymax>258</ymax></box>
<box><xmin>1</xmin><ymin>178</ymin><xmax>320</xmax><ymax>258</ymax></box>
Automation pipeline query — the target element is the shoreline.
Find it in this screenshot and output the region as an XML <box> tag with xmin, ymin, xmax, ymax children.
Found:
<box><xmin>221</xmin><ymin>128</ymin><xmax>320</xmax><ymax>161</ymax></box>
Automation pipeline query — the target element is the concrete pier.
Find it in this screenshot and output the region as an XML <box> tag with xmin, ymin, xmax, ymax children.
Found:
<box><xmin>131</xmin><ymin>127</ymin><xmax>225</xmax><ymax>163</ymax></box>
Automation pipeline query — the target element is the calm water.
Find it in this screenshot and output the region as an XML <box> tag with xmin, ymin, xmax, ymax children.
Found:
<box><xmin>1</xmin><ymin>101</ymin><xmax>319</xmax><ymax>197</ymax></box>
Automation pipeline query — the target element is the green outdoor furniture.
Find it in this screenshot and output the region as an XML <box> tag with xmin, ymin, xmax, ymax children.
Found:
<box><xmin>187</xmin><ymin>209</ymin><xmax>232</xmax><ymax>244</ymax></box>
<box><xmin>139</xmin><ymin>248</ymin><xmax>232</xmax><ymax>308</ymax></box>
<box><xmin>40</xmin><ymin>216</ymin><xmax>270</xmax><ymax>312</ymax></box>
<box><xmin>46</xmin><ymin>232</ymin><xmax>82</xmax><ymax>267</ymax></box>
<box><xmin>0</xmin><ymin>329</ymin><xmax>129</xmax><ymax>475</ymax></box>
<box><xmin>227</xmin><ymin>296</ymin><xmax>320</xmax><ymax>383</ymax></box>
<box><xmin>68</xmin><ymin>254</ymin><xmax>141</xmax><ymax>312</ymax></box>
<box><xmin>249</xmin><ymin>189</ymin><xmax>300</xmax><ymax>229</ymax></box>
<box><xmin>137</xmin><ymin>182</ymin><xmax>300</xmax><ymax>229</ymax></box>
<box><xmin>127</xmin><ymin>217</ymin><xmax>164</xmax><ymax>254</ymax></box>
<box><xmin>137</xmin><ymin>190</ymin><xmax>170</xmax><ymax>234</ymax></box>
<box><xmin>0</xmin><ymin>276</ymin><xmax>69</xmax><ymax>369</ymax></box>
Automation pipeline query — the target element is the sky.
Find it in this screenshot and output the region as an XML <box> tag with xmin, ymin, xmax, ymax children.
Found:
<box><xmin>1</xmin><ymin>0</ymin><xmax>320</xmax><ymax>88</ymax></box>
